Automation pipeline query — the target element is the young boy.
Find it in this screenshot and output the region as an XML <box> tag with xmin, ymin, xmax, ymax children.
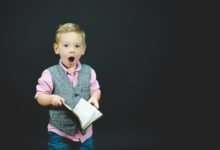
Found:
<box><xmin>35</xmin><ymin>23</ymin><xmax>101</xmax><ymax>150</ymax></box>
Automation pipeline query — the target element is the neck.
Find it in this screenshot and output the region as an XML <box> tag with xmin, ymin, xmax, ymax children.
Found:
<box><xmin>67</xmin><ymin>65</ymin><xmax>77</xmax><ymax>74</ymax></box>
<box><xmin>61</xmin><ymin>61</ymin><xmax>77</xmax><ymax>74</ymax></box>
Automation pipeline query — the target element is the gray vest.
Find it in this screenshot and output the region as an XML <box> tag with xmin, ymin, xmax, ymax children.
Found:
<box><xmin>48</xmin><ymin>64</ymin><xmax>91</xmax><ymax>135</ymax></box>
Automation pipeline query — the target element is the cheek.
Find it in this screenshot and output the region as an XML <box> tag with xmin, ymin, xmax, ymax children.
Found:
<box><xmin>60</xmin><ymin>50</ymin><xmax>68</xmax><ymax>55</ymax></box>
<box><xmin>59</xmin><ymin>52</ymin><xmax>67</xmax><ymax>59</ymax></box>
<box><xmin>75</xmin><ymin>54</ymin><xmax>82</xmax><ymax>61</ymax></box>
<box><xmin>75</xmin><ymin>55</ymin><xmax>81</xmax><ymax>60</ymax></box>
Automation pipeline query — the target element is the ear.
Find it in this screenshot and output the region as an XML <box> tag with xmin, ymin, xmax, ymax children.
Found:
<box><xmin>53</xmin><ymin>43</ymin><xmax>59</xmax><ymax>54</ymax></box>
<box><xmin>81</xmin><ymin>44</ymin><xmax>86</xmax><ymax>55</ymax></box>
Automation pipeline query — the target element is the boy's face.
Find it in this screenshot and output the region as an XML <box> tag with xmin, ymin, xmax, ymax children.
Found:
<box><xmin>54</xmin><ymin>32</ymin><xmax>86</xmax><ymax>68</ymax></box>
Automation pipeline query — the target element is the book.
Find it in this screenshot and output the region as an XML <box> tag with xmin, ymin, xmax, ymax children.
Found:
<box><xmin>63</xmin><ymin>98</ymin><xmax>103</xmax><ymax>130</ymax></box>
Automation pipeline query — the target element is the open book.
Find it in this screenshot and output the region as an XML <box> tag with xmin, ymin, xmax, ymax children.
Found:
<box><xmin>63</xmin><ymin>98</ymin><xmax>103</xmax><ymax>130</ymax></box>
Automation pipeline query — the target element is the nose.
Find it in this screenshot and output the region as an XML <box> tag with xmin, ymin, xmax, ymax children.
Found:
<box><xmin>69</xmin><ymin>46</ymin><xmax>75</xmax><ymax>53</ymax></box>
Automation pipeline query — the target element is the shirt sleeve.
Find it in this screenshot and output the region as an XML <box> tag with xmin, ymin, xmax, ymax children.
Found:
<box><xmin>90</xmin><ymin>68</ymin><xmax>101</xmax><ymax>94</ymax></box>
<box><xmin>35</xmin><ymin>69</ymin><xmax>53</xmax><ymax>99</ymax></box>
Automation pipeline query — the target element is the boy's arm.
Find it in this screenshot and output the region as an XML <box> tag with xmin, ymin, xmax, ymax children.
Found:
<box><xmin>88</xmin><ymin>89</ymin><xmax>101</xmax><ymax>109</ymax></box>
<box><xmin>35</xmin><ymin>69</ymin><xmax>64</xmax><ymax>107</ymax></box>
<box><xmin>88</xmin><ymin>68</ymin><xmax>101</xmax><ymax>109</ymax></box>
<box><xmin>36</xmin><ymin>94</ymin><xmax>65</xmax><ymax>107</ymax></box>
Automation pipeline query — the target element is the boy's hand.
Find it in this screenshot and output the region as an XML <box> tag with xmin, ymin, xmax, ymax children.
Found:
<box><xmin>88</xmin><ymin>97</ymin><xmax>99</xmax><ymax>109</ymax></box>
<box><xmin>51</xmin><ymin>95</ymin><xmax>65</xmax><ymax>107</ymax></box>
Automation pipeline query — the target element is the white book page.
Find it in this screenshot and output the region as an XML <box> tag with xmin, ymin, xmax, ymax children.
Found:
<box><xmin>83</xmin><ymin>107</ymin><xmax>103</xmax><ymax>130</ymax></box>
<box><xmin>73</xmin><ymin>98</ymin><xmax>103</xmax><ymax>130</ymax></box>
<box><xmin>63</xmin><ymin>98</ymin><xmax>103</xmax><ymax>130</ymax></box>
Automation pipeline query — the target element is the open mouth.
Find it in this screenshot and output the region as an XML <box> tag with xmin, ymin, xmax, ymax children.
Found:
<box><xmin>68</xmin><ymin>56</ymin><xmax>75</xmax><ymax>62</ymax></box>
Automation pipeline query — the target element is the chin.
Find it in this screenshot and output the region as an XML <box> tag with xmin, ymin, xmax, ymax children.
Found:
<box><xmin>69</xmin><ymin>61</ymin><xmax>77</xmax><ymax>66</ymax></box>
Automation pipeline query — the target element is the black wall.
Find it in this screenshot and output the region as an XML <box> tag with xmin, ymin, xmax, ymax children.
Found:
<box><xmin>0</xmin><ymin>0</ymin><xmax>177</xmax><ymax>149</ymax></box>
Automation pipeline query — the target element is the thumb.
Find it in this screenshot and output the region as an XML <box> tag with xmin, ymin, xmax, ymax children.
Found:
<box><xmin>88</xmin><ymin>98</ymin><xmax>93</xmax><ymax>103</ymax></box>
<box><xmin>57</xmin><ymin>96</ymin><xmax>65</xmax><ymax>104</ymax></box>
<box><xmin>95</xmin><ymin>102</ymin><xmax>99</xmax><ymax>109</ymax></box>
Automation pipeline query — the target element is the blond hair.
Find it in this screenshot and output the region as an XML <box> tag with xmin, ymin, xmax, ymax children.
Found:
<box><xmin>55</xmin><ymin>23</ymin><xmax>86</xmax><ymax>44</ymax></box>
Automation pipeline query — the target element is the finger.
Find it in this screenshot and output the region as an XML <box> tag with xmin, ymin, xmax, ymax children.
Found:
<box><xmin>92</xmin><ymin>102</ymin><xmax>98</xmax><ymax>108</ymax></box>
<box><xmin>57</xmin><ymin>96</ymin><xmax>65</xmax><ymax>105</ymax></box>
<box><xmin>95</xmin><ymin>103</ymin><xmax>99</xmax><ymax>109</ymax></box>
<box><xmin>60</xmin><ymin>98</ymin><xmax>65</xmax><ymax>104</ymax></box>
<box><xmin>57</xmin><ymin>101</ymin><xmax>62</xmax><ymax>106</ymax></box>
<box><xmin>55</xmin><ymin>99</ymin><xmax>63</xmax><ymax>106</ymax></box>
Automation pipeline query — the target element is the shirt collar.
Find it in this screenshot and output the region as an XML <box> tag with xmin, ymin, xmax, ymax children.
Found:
<box><xmin>59</xmin><ymin>59</ymin><xmax>81</xmax><ymax>75</ymax></box>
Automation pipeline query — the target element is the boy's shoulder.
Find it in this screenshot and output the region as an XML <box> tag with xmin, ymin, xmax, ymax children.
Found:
<box><xmin>80</xmin><ymin>63</ymin><xmax>92</xmax><ymax>73</ymax></box>
<box><xmin>81</xmin><ymin>63</ymin><xmax>91</xmax><ymax>69</ymax></box>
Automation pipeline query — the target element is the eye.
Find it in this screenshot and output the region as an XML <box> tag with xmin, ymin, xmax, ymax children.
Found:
<box><xmin>75</xmin><ymin>44</ymin><xmax>81</xmax><ymax>48</ymax></box>
<box><xmin>64</xmin><ymin>44</ymin><xmax>68</xmax><ymax>47</ymax></box>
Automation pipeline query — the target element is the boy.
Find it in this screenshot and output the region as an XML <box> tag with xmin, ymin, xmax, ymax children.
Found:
<box><xmin>35</xmin><ymin>23</ymin><xmax>101</xmax><ymax>150</ymax></box>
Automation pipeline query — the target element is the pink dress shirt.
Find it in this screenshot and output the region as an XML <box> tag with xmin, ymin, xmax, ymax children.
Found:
<box><xmin>35</xmin><ymin>61</ymin><xmax>100</xmax><ymax>143</ymax></box>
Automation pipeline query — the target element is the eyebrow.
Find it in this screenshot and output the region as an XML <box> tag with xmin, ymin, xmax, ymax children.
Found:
<box><xmin>61</xmin><ymin>41</ymin><xmax>82</xmax><ymax>44</ymax></box>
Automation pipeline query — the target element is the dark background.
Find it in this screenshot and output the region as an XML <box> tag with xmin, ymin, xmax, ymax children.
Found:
<box><xmin>0</xmin><ymin>0</ymin><xmax>179</xmax><ymax>149</ymax></box>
